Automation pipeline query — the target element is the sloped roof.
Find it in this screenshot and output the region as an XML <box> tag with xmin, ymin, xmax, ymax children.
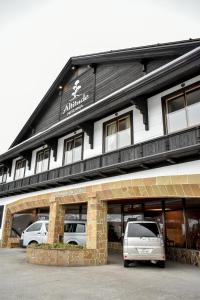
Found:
<box><xmin>9</xmin><ymin>38</ymin><xmax>200</xmax><ymax>148</ymax></box>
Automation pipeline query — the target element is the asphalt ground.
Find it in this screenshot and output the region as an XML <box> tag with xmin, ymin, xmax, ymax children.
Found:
<box><xmin>0</xmin><ymin>248</ymin><xmax>200</xmax><ymax>300</ymax></box>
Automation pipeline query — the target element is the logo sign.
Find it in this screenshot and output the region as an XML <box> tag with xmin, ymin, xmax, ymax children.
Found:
<box><xmin>63</xmin><ymin>80</ymin><xmax>90</xmax><ymax>116</ymax></box>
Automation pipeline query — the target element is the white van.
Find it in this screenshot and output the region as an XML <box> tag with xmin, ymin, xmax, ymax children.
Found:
<box><xmin>20</xmin><ymin>220</ymin><xmax>86</xmax><ymax>247</ymax></box>
<box><xmin>123</xmin><ymin>220</ymin><xmax>165</xmax><ymax>268</ymax></box>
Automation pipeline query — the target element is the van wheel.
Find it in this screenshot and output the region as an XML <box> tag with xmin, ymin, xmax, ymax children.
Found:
<box><xmin>28</xmin><ymin>241</ymin><xmax>38</xmax><ymax>246</ymax></box>
<box><xmin>68</xmin><ymin>241</ymin><xmax>78</xmax><ymax>245</ymax></box>
<box><xmin>157</xmin><ymin>261</ymin><xmax>165</xmax><ymax>268</ymax></box>
<box><xmin>124</xmin><ymin>260</ymin><xmax>129</xmax><ymax>268</ymax></box>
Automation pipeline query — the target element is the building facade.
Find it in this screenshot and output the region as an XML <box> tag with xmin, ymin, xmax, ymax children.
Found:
<box><xmin>0</xmin><ymin>39</ymin><xmax>200</xmax><ymax>266</ymax></box>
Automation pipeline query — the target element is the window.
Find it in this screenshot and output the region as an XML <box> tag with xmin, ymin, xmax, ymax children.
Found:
<box><xmin>104</xmin><ymin>114</ymin><xmax>132</xmax><ymax>152</ymax></box>
<box><xmin>165</xmin><ymin>83</ymin><xmax>200</xmax><ymax>133</ymax></box>
<box><xmin>15</xmin><ymin>159</ymin><xmax>26</xmax><ymax>180</ymax></box>
<box><xmin>26</xmin><ymin>222</ymin><xmax>42</xmax><ymax>232</ymax></box>
<box><xmin>165</xmin><ymin>200</ymin><xmax>186</xmax><ymax>248</ymax></box>
<box><xmin>63</xmin><ymin>135</ymin><xmax>83</xmax><ymax>165</ymax></box>
<box><xmin>128</xmin><ymin>223</ymin><xmax>159</xmax><ymax>238</ymax></box>
<box><xmin>0</xmin><ymin>167</ymin><xmax>7</xmax><ymax>184</ymax></box>
<box><xmin>186</xmin><ymin>199</ymin><xmax>200</xmax><ymax>251</ymax></box>
<box><xmin>35</xmin><ymin>149</ymin><xmax>50</xmax><ymax>174</ymax></box>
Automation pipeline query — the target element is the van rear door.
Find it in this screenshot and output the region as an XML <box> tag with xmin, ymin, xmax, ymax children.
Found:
<box><xmin>127</xmin><ymin>222</ymin><xmax>161</xmax><ymax>255</ymax></box>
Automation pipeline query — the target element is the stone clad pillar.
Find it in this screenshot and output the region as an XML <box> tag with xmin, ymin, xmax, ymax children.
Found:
<box><xmin>86</xmin><ymin>197</ymin><xmax>107</xmax><ymax>264</ymax></box>
<box><xmin>1</xmin><ymin>208</ymin><xmax>12</xmax><ymax>248</ymax></box>
<box><xmin>47</xmin><ymin>201</ymin><xmax>65</xmax><ymax>244</ymax></box>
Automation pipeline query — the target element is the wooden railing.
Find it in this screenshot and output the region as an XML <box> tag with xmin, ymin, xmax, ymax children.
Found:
<box><xmin>0</xmin><ymin>126</ymin><xmax>200</xmax><ymax>197</ymax></box>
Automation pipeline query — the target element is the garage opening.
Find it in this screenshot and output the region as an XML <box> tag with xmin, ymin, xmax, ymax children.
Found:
<box><xmin>107</xmin><ymin>198</ymin><xmax>200</xmax><ymax>265</ymax></box>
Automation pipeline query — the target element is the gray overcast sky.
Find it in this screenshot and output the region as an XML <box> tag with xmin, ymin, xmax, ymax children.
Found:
<box><xmin>0</xmin><ymin>0</ymin><xmax>200</xmax><ymax>154</ymax></box>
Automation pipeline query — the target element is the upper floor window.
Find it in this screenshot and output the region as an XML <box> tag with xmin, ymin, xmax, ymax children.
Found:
<box><xmin>104</xmin><ymin>113</ymin><xmax>132</xmax><ymax>152</ymax></box>
<box><xmin>0</xmin><ymin>167</ymin><xmax>7</xmax><ymax>184</ymax></box>
<box><xmin>15</xmin><ymin>159</ymin><xmax>26</xmax><ymax>180</ymax></box>
<box><xmin>35</xmin><ymin>149</ymin><xmax>50</xmax><ymax>174</ymax></box>
<box><xmin>165</xmin><ymin>83</ymin><xmax>200</xmax><ymax>133</ymax></box>
<box><xmin>63</xmin><ymin>135</ymin><xmax>83</xmax><ymax>165</ymax></box>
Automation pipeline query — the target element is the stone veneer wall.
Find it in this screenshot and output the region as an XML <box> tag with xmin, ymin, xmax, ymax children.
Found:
<box><xmin>27</xmin><ymin>247</ymin><xmax>107</xmax><ymax>266</ymax></box>
<box><xmin>167</xmin><ymin>247</ymin><xmax>200</xmax><ymax>267</ymax></box>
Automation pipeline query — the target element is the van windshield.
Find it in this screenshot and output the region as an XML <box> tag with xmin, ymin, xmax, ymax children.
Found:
<box><xmin>128</xmin><ymin>223</ymin><xmax>159</xmax><ymax>238</ymax></box>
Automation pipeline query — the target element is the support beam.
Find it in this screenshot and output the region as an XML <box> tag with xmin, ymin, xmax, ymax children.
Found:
<box><xmin>45</xmin><ymin>138</ymin><xmax>58</xmax><ymax>161</ymax></box>
<box><xmin>21</xmin><ymin>151</ymin><xmax>32</xmax><ymax>170</ymax></box>
<box><xmin>3</xmin><ymin>160</ymin><xmax>12</xmax><ymax>177</ymax></box>
<box><xmin>80</xmin><ymin>122</ymin><xmax>94</xmax><ymax>149</ymax></box>
<box><xmin>131</xmin><ymin>98</ymin><xmax>149</xmax><ymax>130</ymax></box>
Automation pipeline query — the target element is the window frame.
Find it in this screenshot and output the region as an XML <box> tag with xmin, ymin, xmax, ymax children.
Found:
<box><xmin>14</xmin><ymin>158</ymin><xmax>26</xmax><ymax>180</ymax></box>
<box><xmin>162</xmin><ymin>81</ymin><xmax>200</xmax><ymax>134</ymax></box>
<box><xmin>0</xmin><ymin>167</ymin><xmax>7</xmax><ymax>184</ymax></box>
<box><xmin>35</xmin><ymin>148</ymin><xmax>50</xmax><ymax>174</ymax></box>
<box><xmin>103</xmin><ymin>112</ymin><xmax>133</xmax><ymax>153</ymax></box>
<box><xmin>63</xmin><ymin>133</ymin><xmax>84</xmax><ymax>166</ymax></box>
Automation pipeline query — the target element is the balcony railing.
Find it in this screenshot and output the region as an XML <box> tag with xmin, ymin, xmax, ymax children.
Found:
<box><xmin>0</xmin><ymin>126</ymin><xmax>200</xmax><ymax>197</ymax></box>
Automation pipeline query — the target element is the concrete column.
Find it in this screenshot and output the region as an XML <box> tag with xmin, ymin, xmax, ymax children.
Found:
<box><xmin>1</xmin><ymin>208</ymin><xmax>12</xmax><ymax>248</ymax></box>
<box><xmin>86</xmin><ymin>198</ymin><xmax>107</xmax><ymax>263</ymax></box>
<box><xmin>47</xmin><ymin>201</ymin><xmax>65</xmax><ymax>244</ymax></box>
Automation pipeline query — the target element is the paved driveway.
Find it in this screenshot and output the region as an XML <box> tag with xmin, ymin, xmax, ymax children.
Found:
<box><xmin>0</xmin><ymin>248</ymin><xmax>200</xmax><ymax>300</ymax></box>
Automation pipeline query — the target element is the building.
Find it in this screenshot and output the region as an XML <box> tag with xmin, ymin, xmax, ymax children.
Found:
<box><xmin>0</xmin><ymin>39</ymin><xmax>200</xmax><ymax>266</ymax></box>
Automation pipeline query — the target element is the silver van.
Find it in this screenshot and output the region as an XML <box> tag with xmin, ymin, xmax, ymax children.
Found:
<box><xmin>20</xmin><ymin>220</ymin><xmax>86</xmax><ymax>247</ymax></box>
<box><xmin>123</xmin><ymin>220</ymin><xmax>165</xmax><ymax>268</ymax></box>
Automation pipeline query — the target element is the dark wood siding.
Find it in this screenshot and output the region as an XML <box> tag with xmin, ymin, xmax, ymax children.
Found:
<box><xmin>95</xmin><ymin>62</ymin><xmax>143</xmax><ymax>101</ymax></box>
<box><xmin>20</xmin><ymin>58</ymin><xmax>176</xmax><ymax>142</ymax></box>
<box><xmin>34</xmin><ymin>93</ymin><xmax>61</xmax><ymax>134</ymax></box>
<box><xmin>24</xmin><ymin>66</ymin><xmax>95</xmax><ymax>139</ymax></box>
<box><xmin>146</xmin><ymin>58</ymin><xmax>175</xmax><ymax>73</ymax></box>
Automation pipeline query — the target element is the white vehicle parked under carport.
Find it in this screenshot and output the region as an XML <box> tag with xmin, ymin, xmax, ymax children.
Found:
<box><xmin>20</xmin><ymin>220</ymin><xmax>86</xmax><ymax>247</ymax></box>
<box><xmin>123</xmin><ymin>220</ymin><xmax>166</xmax><ymax>268</ymax></box>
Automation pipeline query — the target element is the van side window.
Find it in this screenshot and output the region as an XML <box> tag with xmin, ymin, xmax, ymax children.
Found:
<box><xmin>26</xmin><ymin>223</ymin><xmax>42</xmax><ymax>232</ymax></box>
<box><xmin>64</xmin><ymin>223</ymin><xmax>76</xmax><ymax>233</ymax></box>
<box><xmin>64</xmin><ymin>223</ymin><xmax>85</xmax><ymax>233</ymax></box>
<box><xmin>45</xmin><ymin>224</ymin><xmax>48</xmax><ymax>232</ymax></box>
<box><xmin>76</xmin><ymin>223</ymin><xmax>85</xmax><ymax>233</ymax></box>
